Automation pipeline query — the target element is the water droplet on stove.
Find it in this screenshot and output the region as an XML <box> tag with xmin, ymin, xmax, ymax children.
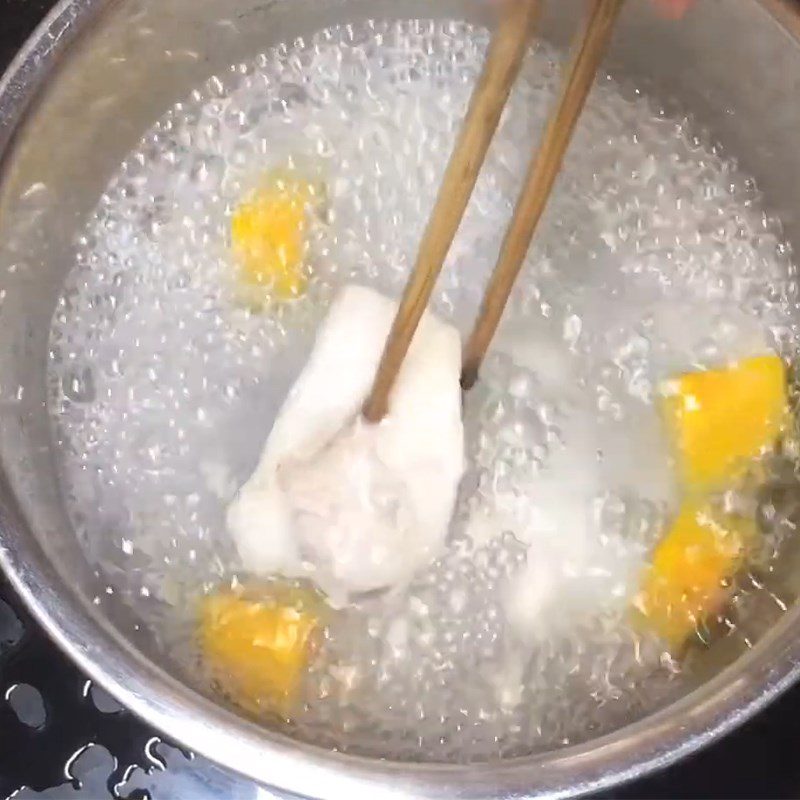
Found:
<box><xmin>5</xmin><ymin>683</ymin><xmax>47</xmax><ymax>729</ymax></box>
<box><xmin>0</xmin><ymin>598</ymin><xmax>23</xmax><ymax>650</ymax></box>
<box><xmin>90</xmin><ymin>683</ymin><xmax>124</xmax><ymax>714</ymax></box>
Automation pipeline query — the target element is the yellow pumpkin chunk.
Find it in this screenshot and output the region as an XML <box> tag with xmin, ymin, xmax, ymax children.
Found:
<box><xmin>200</xmin><ymin>586</ymin><xmax>321</xmax><ymax>712</ymax></box>
<box><xmin>660</xmin><ymin>354</ymin><xmax>787</xmax><ymax>491</ymax></box>
<box><xmin>636</xmin><ymin>501</ymin><xmax>755</xmax><ymax>647</ymax></box>
<box><xmin>231</xmin><ymin>172</ymin><xmax>322</xmax><ymax>302</ymax></box>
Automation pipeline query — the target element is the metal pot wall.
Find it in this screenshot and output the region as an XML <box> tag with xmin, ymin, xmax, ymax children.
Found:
<box><xmin>1</xmin><ymin>1</ymin><xmax>800</xmax><ymax>797</ymax></box>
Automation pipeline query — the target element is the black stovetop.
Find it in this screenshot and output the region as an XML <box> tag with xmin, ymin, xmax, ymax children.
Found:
<box><xmin>2</xmin><ymin>1</ymin><xmax>800</xmax><ymax>797</ymax></box>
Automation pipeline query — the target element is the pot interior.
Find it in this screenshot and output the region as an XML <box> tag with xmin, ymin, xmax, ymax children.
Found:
<box><xmin>2</xmin><ymin>0</ymin><xmax>800</xmax><ymax>787</ymax></box>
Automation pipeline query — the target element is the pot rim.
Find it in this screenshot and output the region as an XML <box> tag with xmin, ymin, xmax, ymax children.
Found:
<box><xmin>2</xmin><ymin>1</ymin><xmax>800</xmax><ymax>797</ymax></box>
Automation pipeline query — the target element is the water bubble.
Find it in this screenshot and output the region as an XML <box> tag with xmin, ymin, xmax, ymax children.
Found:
<box><xmin>62</xmin><ymin>365</ymin><xmax>96</xmax><ymax>403</ymax></box>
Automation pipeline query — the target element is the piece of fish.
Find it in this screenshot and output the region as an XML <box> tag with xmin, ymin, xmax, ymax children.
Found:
<box><xmin>227</xmin><ymin>284</ymin><xmax>465</xmax><ymax>603</ymax></box>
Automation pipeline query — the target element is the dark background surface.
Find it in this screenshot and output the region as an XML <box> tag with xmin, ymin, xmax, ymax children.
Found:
<box><xmin>2</xmin><ymin>0</ymin><xmax>800</xmax><ymax>797</ymax></box>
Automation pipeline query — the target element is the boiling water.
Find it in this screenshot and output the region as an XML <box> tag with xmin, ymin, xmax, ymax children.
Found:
<box><xmin>48</xmin><ymin>19</ymin><xmax>799</xmax><ymax>761</ymax></box>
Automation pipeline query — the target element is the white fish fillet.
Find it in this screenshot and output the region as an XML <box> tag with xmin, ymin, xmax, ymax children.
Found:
<box><xmin>227</xmin><ymin>284</ymin><xmax>465</xmax><ymax>602</ymax></box>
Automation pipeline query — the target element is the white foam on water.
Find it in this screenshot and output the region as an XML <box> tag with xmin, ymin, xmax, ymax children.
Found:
<box><xmin>47</xmin><ymin>19</ymin><xmax>799</xmax><ymax>762</ymax></box>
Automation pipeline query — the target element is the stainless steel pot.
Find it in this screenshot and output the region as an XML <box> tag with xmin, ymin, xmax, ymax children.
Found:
<box><xmin>2</xmin><ymin>1</ymin><xmax>800</xmax><ymax>797</ymax></box>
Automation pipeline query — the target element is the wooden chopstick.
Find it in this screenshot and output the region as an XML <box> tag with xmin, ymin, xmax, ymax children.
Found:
<box><xmin>460</xmin><ymin>0</ymin><xmax>625</xmax><ymax>390</ymax></box>
<box><xmin>362</xmin><ymin>0</ymin><xmax>542</xmax><ymax>423</ymax></box>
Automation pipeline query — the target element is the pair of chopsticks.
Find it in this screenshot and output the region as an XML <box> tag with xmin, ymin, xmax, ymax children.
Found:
<box><xmin>363</xmin><ymin>0</ymin><xmax>625</xmax><ymax>423</ymax></box>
